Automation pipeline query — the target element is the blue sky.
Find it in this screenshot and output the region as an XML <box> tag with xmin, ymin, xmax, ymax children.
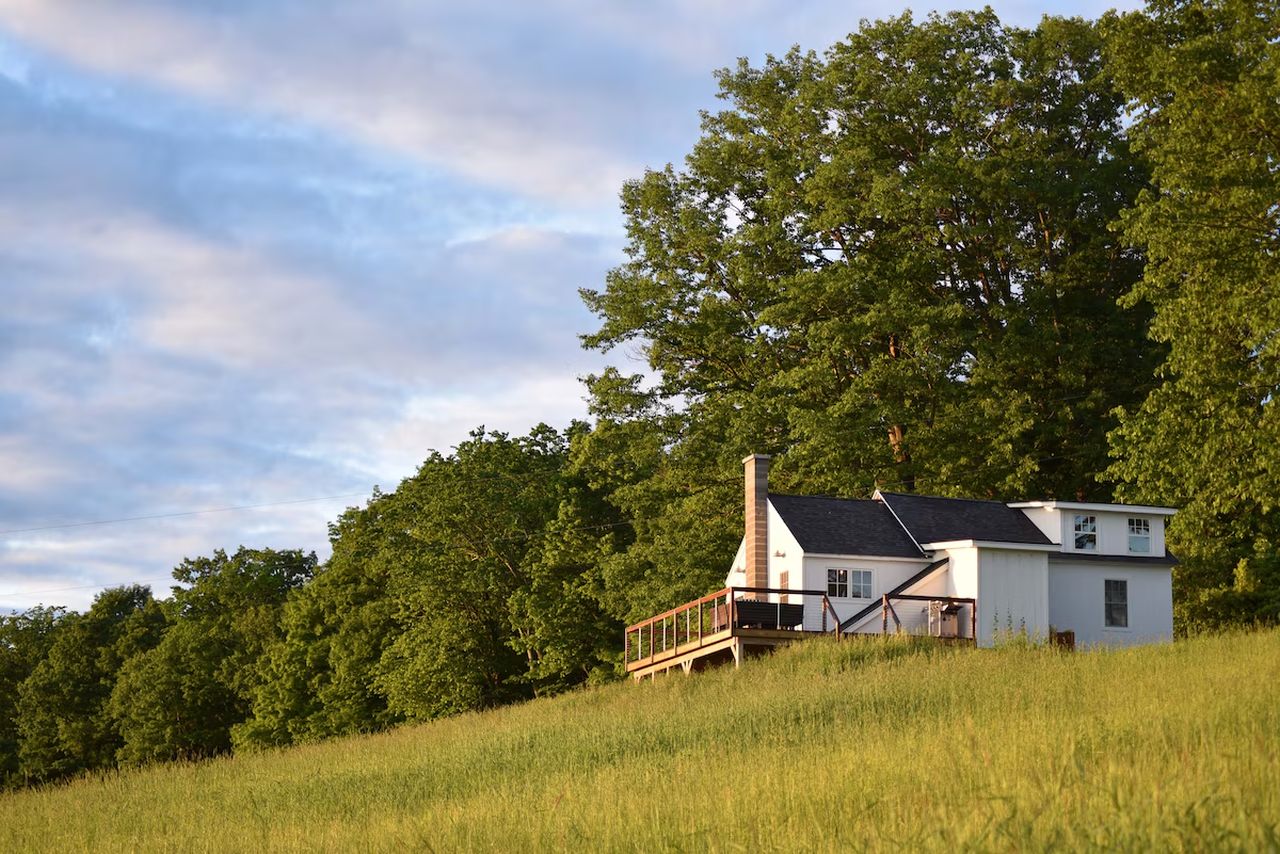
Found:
<box><xmin>0</xmin><ymin>0</ymin><xmax>1138</xmax><ymax>612</ymax></box>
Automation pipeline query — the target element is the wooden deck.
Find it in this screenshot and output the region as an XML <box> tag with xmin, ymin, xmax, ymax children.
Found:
<box><xmin>624</xmin><ymin>586</ymin><xmax>981</xmax><ymax>680</ymax></box>
<box><xmin>623</xmin><ymin>587</ymin><xmax>839</xmax><ymax>681</ymax></box>
<box><xmin>625</xmin><ymin>625</ymin><xmax>837</xmax><ymax>680</ymax></box>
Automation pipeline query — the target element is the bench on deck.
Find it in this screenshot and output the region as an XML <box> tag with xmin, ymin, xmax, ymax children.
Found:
<box><xmin>733</xmin><ymin>600</ymin><xmax>806</xmax><ymax>630</ymax></box>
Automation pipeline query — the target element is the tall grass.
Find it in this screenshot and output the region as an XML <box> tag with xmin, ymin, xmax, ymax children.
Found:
<box><xmin>3</xmin><ymin>630</ymin><xmax>1278</xmax><ymax>852</ymax></box>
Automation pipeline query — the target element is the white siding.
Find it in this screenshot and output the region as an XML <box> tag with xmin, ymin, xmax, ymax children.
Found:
<box><xmin>1047</xmin><ymin>559</ymin><xmax>1173</xmax><ymax>647</ymax></box>
<box><xmin>725</xmin><ymin>539</ymin><xmax>746</xmax><ymax>589</ymax></box>
<box><xmin>723</xmin><ymin>502</ymin><xmax>807</xmax><ymax>599</ymax></box>
<box><xmin>766</xmin><ymin>503</ymin><xmax>804</xmax><ymax>598</ymax></box>
<box><xmin>945</xmin><ymin>547</ymin><xmax>979</xmax><ymax>599</ymax></box>
<box><xmin>801</xmin><ymin>554</ymin><xmax>930</xmax><ymax>632</ymax></box>
<box><xmin>936</xmin><ymin>546</ymin><xmax>1051</xmax><ymax>647</ymax></box>
<box><xmin>974</xmin><ymin>548</ymin><xmax>1049</xmax><ymax>647</ymax></box>
<box><xmin>1019</xmin><ymin>506</ymin><xmax>1061</xmax><ymax>544</ymax></box>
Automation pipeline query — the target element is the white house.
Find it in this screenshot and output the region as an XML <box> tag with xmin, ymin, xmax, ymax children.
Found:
<box><xmin>724</xmin><ymin>455</ymin><xmax>1176</xmax><ymax>648</ymax></box>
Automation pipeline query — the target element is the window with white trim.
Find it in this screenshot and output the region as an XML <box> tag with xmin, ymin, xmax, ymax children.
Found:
<box><xmin>827</xmin><ymin>568</ymin><xmax>872</xmax><ymax>599</ymax></box>
<box><xmin>850</xmin><ymin>569</ymin><xmax>872</xmax><ymax>599</ymax></box>
<box><xmin>1127</xmin><ymin>518</ymin><xmax>1151</xmax><ymax>553</ymax></box>
<box><xmin>1073</xmin><ymin>514</ymin><xmax>1097</xmax><ymax>550</ymax></box>
<box><xmin>827</xmin><ymin>568</ymin><xmax>848</xmax><ymax>598</ymax></box>
<box><xmin>1104</xmin><ymin>579</ymin><xmax>1128</xmax><ymax>628</ymax></box>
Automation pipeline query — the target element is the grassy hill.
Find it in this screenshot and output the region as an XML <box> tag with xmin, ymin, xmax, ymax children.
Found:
<box><xmin>3</xmin><ymin>630</ymin><xmax>1278</xmax><ymax>852</ymax></box>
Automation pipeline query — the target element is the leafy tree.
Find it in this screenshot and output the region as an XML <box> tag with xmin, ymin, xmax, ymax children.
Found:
<box><xmin>373</xmin><ymin>424</ymin><xmax>619</xmax><ymax>718</ymax></box>
<box><xmin>236</xmin><ymin>497</ymin><xmax>403</xmax><ymax>749</ymax></box>
<box><xmin>16</xmin><ymin>586</ymin><xmax>164</xmax><ymax>783</ymax></box>
<box><xmin>1105</xmin><ymin>0</ymin><xmax>1280</xmax><ymax>630</ymax></box>
<box><xmin>509</xmin><ymin>449</ymin><xmax>627</xmax><ymax>687</ymax></box>
<box><xmin>0</xmin><ymin>606</ymin><xmax>66</xmax><ymax>788</ymax></box>
<box><xmin>109</xmin><ymin>548</ymin><xmax>316</xmax><ymax>764</ymax></box>
<box><xmin>580</xmin><ymin>11</ymin><xmax>1157</xmax><ymax>618</ymax></box>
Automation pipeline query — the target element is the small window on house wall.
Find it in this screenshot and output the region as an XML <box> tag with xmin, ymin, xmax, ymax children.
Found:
<box><xmin>827</xmin><ymin>568</ymin><xmax>848</xmax><ymax>598</ymax></box>
<box><xmin>1128</xmin><ymin>518</ymin><xmax>1151</xmax><ymax>553</ymax></box>
<box><xmin>1073</xmin><ymin>514</ymin><xmax>1097</xmax><ymax>550</ymax></box>
<box><xmin>1105</xmin><ymin>579</ymin><xmax>1128</xmax><ymax>628</ymax></box>
<box><xmin>850</xmin><ymin>569</ymin><xmax>873</xmax><ymax>600</ymax></box>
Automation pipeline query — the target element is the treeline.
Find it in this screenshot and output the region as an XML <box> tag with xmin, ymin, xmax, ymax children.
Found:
<box><xmin>1</xmin><ymin>426</ymin><xmax>630</xmax><ymax>788</ymax></box>
<box><xmin>2</xmin><ymin>0</ymin><xmax>1277</xmax><ymax>788</ymax></box>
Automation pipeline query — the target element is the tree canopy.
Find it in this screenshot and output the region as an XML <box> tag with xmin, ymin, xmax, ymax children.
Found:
<box><xmin>109</xmin><ymin>547</ymin><xmax>316</xmax><ymax>764</ymax></box>
<box><xmin>16</xmin><ymin>586</ymin><xmax>164</xmax><ymax>784</ymax></box>
<box><xmin>1104</xmin><ymin>0</ymin><xmax>1280</xmax><ymax>630</ymax></box>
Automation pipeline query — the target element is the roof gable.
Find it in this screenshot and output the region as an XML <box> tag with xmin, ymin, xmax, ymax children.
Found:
<box><xmin>877</xmin><ymin>492</ymin><xmax>1053</xmax><ymax>546</ymax></box>
<box><xmin>768</xmin><ymin>494</ymin><xmax>923</xmax><ymax>558</ymax></box>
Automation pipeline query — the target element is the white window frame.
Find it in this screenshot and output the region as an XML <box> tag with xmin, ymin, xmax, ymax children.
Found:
<box><xmin>1104</xmin><ymin>578</ymin><xmax>1129</xmax><ymax>629</ymax></box>
<box><xmin>850</xmin><ymin>569</ymin><xmax>873</xmax><ymax>600</ymax></box>
<box><xmin>827</xmin><ymin>568</ymin><xmax>848</xmax><ymax>598</ymax></box>
<box><xmin>1127</xmin><ymin>518</ymin><xmax>1151</xmax><ymax>554</ymax></box>
<box><xmin>1073</xmin><ymin>514</ymin><xmax>1097</xmax><ymax>551</ymax></box>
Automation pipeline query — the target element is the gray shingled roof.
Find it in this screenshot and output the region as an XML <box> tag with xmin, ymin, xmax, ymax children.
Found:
<box><xmin>878</xmin><ymin>492</ymin><xmax>1053</xmax><ymax>546</ymax></box>
<box><xmin>768</xmin><ymin>494</ymin><xmax>924</xmax><ymax>557</ymax></box>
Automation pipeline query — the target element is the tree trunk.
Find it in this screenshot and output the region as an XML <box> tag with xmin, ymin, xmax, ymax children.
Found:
<box><xmin>886</xmin><ymin>333</ymin><xmax>914</xmax><ymax>491</ymax></box>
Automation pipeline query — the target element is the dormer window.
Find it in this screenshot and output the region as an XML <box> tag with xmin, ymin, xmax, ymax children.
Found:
<box><xmin>1073</xmin><ymin>515</ymin><xmax>1097</xmax><ymax>550</ymax></box>
<box><xmin>1128</xmin><ymin>518</ymin><xmax>1151</xmax><ymax>553</ymax></box>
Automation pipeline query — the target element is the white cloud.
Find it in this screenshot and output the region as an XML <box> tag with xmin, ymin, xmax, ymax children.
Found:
<box><xmin>304</xmin><ymin>372</ymin><xmax>591</xmax><ymax>486</ymax></box>
<box><xmin>0</xmin><ymin>0</ymin><xmax>660</xmax><ymax>204</ymax></box>
<box><xmin>0</xmin><ymin>498</ymin><xmax>353</xmax><ymax>613</ymax></box>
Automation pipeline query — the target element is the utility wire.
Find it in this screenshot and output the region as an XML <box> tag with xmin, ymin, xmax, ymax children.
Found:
<box><xmin>0</xmin><ymin>577</ymin><xmax>175</xmax><ymax>600</ymax></box>
<box><xmin>0</xmin><ymin>492</ymin><xmax>372</xmax><ymax>537</ymax></box>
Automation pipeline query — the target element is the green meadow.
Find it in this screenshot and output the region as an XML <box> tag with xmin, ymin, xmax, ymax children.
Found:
<box><xmin>3</xmin><ymin>630</ymin><xmax>1278</xmax><ymax>852</ymax></box>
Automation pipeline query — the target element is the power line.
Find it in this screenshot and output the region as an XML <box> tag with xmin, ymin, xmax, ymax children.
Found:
<box><xmin>0</xmin><ymin>492</ymin><xmax>371</xmax><ymax>537</ymax></box>
<box><xmin>0</xmin><ymin>577</ymin><xmax>175</xmax><ymax>600</ymax></box>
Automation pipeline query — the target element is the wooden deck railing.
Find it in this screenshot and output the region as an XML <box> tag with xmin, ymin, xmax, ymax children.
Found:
<box><xmin>623</xmin><ymin>587</ymin><xmax>842</xmax><ymax>668</ymax></box>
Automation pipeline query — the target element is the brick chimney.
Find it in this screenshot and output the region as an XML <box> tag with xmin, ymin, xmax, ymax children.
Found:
<box><xmin>743</xmin><ymin>454</ymin><xmax>771</xmax><ymax>597</ymax></box>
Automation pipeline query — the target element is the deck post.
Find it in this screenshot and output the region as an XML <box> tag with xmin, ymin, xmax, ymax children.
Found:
<box><xmin>971</xmin><ymin>602</ymin><xmax>977</xmax><ymax>642</ymax></box>
<box><xmin>887</xmin><ymin>600</ymin><xmax>902</xmax><ymax>633</ymax></box>
<box><xmin>882</xmin><ymin>595</ymin><xmax>889</xmax><ymax>635</ymax></box>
